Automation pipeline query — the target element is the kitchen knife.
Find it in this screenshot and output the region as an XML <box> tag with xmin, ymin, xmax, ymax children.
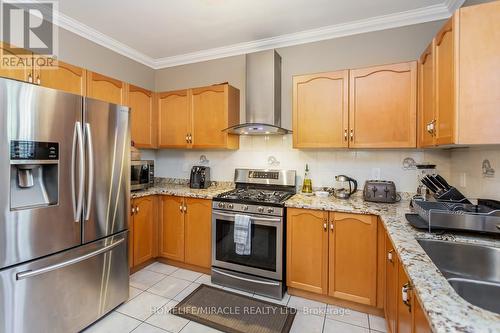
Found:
<box><xmin>429</xmin><ymin>175</ymin><xmax>447</xmax><ymax>191</ymax></box>
<box><xmin>421</xmin><ymin>176</ymin><xmax>439</xmax><ymax>193</ymax></box>
<box><xmin>425</xmin><ymin>175</ymin><xmax>445</xmax><ymax>193</ymax></box>
<box><xmin>435</xmin><ymin>174</ymin><xmax>452</xmax><ymax>190</ymax></box>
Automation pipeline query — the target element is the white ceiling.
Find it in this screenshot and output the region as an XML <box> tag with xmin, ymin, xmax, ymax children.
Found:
<box><xmin>53</xmin><ymin>0</ymin><xmax>464</xmax><ymax>68</ymax></box>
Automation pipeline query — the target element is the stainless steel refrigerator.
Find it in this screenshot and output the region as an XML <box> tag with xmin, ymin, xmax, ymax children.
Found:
<box><xmin>0</xmin><ymin>77</ymin><xmax>130</xmax><ymax>333</ymax></box>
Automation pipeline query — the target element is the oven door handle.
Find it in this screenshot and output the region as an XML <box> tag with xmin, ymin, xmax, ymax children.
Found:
<box><xmin>212</xmin><ymin>268</ymin><xmax>280</xmax><ymax>286</ymax></box>
<box><xmin>214</xmin><ymin>211</ymin><xmax>281</xmax><ymax>223</ymax></box>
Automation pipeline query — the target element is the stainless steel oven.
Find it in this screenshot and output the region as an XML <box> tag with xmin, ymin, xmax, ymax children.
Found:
<box><xmin>212</xmin><ymin>209</ymin><xmax>283</xmax><ymax>281</ymax></box>
<box><xmin>131</xmin><ymin>160</ymin><xmax>154</xmax><ymax>191</ymax></box>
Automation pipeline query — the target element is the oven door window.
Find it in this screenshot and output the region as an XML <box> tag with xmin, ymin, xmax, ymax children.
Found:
<box><xmin>215</xmin><ymin>218</ymin><xmax>277</xmax><ymax>272</ymax></box>
<box><xmin>131</xmin><ymin>165</ymin><xmax>149</xmax><ymax>186</ymax></box>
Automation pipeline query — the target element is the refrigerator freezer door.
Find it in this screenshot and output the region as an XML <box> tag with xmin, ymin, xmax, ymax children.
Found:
<box><xmin>0</xmin><ymin>78</ymin><xmax>83</xmax><ymax>269</ymax></box>
<box><xmin>0</xmin><ymin>231</ymin><xmax>128</xmax><ymax>333</ymax></box>
<box><xmin>83</xmin><ymin>98</ymin><xmax>130</xmax><ymax>243</ymax></box>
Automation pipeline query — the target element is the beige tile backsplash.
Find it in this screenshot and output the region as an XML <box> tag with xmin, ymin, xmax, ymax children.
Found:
<box><xmin>146</xmin><ymin>135</ymin><xmax>452</xmax><ymax>193</ymax></box>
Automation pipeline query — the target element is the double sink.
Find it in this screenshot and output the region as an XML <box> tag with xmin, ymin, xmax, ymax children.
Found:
<box><xmin>417</xmin><ymin>239</ymin><xmax>500</xmax><ymax>314</ymax></box>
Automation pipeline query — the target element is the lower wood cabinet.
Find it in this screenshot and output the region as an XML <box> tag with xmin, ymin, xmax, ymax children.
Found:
<box><xmin>286</xmin><ymin>208</ymin><xmax>377</xmax><ymax>306</ymax></box>
<box><xmin>384</xmin><ymin>230</ymin><xmax>432</xmax><ymax>333</ymax></box>
<box><xmin>159</xmin><ymin>196</ymin><xmax>212</xmax><ymax>269</ymax></box>
<box><xmin>130</xmin><ymin>196</ymin><xmax>157</xmax><ymax>269</ymax></box>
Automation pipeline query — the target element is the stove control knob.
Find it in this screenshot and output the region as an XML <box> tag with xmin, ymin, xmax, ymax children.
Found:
<box><xmin>258</xmin><ymin>206</ymin><xmax>264</xmax><ymax>213</ymax></box>
<box><xmin>217</xmin><ymin>202</ymin><xmax>224</xmax><ymax>208</ymax></box>
<box><xmin>267</xmin><ymin>208</ymin><xmax>274</xmax><ymax>214</ymax></box>
<box><xmin>227</xmin><ymin>203</ymin><xmax>234</xmax><ymax>209</ymax></box>
<box><xmin>243</xmin><ymin>205</ymin><xmax>249</xmax><ymax>211</ymax></box>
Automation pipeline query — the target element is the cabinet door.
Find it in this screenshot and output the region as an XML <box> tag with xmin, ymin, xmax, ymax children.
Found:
<box><xmin>158</xmin><ymin>90</ymin><xmax>190</xmax><ymax>148</ymax></box>
<box><xmin>418</xmin><ymin>42</ymin><xmax>436</xmax><ymax>147</ymax></box>
<box><xmin>133</xmin><ymin>196</ymin><xmax>155</xmax><ymax>266</ymax></box>
<box><xmin>129</xmin><ymin>201</ymin><xmax>135</xmax><ymax>269</ymax></box>
<box><xmin>292</xmin><ymin>71</ymin><xmax>349</xmax><ymax>148</ymax></box>
<box><xmin>286</xmin><ymin>208</ymin><xmax>328</xmax><ymax>294</ymax></box>
<box><xmin>349</xmin><ymin>62</ymin><xmax>417</xmax><ymax>148</ymax></box>
<box><xmin>413</xmin><ymin>293</ymin><xmax>432</xmax><ymax>333</ymax></box>
<box><xmin>434</xmin><ymin>18</ymin><xmax>456</xmax><ymax>145</ymax></box>
<box><xmin>329</xmin><ymin>213</ymin><xmax>377</xmax><ymax>305</ymax></box>
<box><xmin>129</xmin><ymin>85</ymin><xmax>156</xmax><ymax>148</ymax></box>
<box><xmin>86</xmin><ymin>71</ymin><xmax>128</xmax><ymax>105</ymax></box>
<box><xmin>397</xmin><ymin>261</ymin><xmax>412</xmax><ymax>333</ymax></box>
<box><xmin>385</xmin><ymin>233</ymin><xmax>398</xmax><ymax>333</ymax></box>
<box><xmin>0</xmin><ymin>42</ymin><xmax>33</xmax><ymax>82</ymax></box>
<box><xmin>184</xmin><ymin>198</ymin><xmax>212</xmax><ymax>268</ymax></box>
<box><xmin>36</xmin><ymin>59</ymin><xmax>86</xmax><ymax>95</ymax></box>
<box><xmin>159</xmin><ymin>196</ymin><xmax>185</xmax><ymax>261</ymax></box>
<box><xmin>191</xmin><ymin>85</ymin><xmax>239</xmax><ymax>149</ymax></box>
<box><xmin>457</xmin><ymin>1</ymin><xmax>500</xmax><ymax>144</ymax></box>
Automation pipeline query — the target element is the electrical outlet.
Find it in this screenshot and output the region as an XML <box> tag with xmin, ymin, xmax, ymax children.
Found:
<box><xmin>459</xmin><ymin>172</ymin><xmax>467</xmax><ymax>187</ymax></box>
<box><xmin>371</xmin><ymin>168</ymin><xmax>381</xmax><ymax>180</ymax></box>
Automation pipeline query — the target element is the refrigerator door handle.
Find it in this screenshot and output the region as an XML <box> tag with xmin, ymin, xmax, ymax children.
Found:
<box><xmin>71</xmin><ymin>122</ymin><xmax>85</xmax><ymax>222</ymax></box>
<box><xmin>15</xmin><ymin>237</ymin><xmax>125</xmax><ymax>280</ymax></box>
<box><xmin>84</xmin><ymin>123</ymin><xmax>94</xmax><ymax>221</ymax></box>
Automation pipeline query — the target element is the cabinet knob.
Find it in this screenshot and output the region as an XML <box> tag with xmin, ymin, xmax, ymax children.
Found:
<box><xmin>36</xmin><ymin>75</ymin><xmax>41</xmax><ymax>85</ymax></box>
<box><xmin>183</xmin><ymin>205</ymin><xmax>187</xmax><ymax>212</ymax></box>
<box><xmin>350</xmin><ymin>129</ymin><xmax>354</xmax><ymax>141</ymax></box>
<box><xmin>136</xmin><ymin>206</ymin><xmax>140</xmax><ymax>213</ymax></box>
<box><xmin>344</xmin><ymin>129</ymin><xmax>348</xmax><ymax>141</ymax></box>
<box><xmin>179</xmin><ymin>205</ymin><xmax>183</xmax><ymax>212</ymax></box>
<box><xmin>131</xmin><ymin>207</ymin><xmax>136</xmax><ymax>214</ymax></box>
<box><xmin>402</xmin><ymin>282</ymin><xmax>412</xmax><ymax>311</ymax></box>
<box><xmin>387</xmin><ymin>249</ymin><xmax>394</xmax><ymax>262</ymax></box>
<box><xmin>323</xmin><ymin>223</ymin><xmax>327</xmax><ymax>230</ymax></box>
<box><xmin>27</xmin><ymin>73</ymin><xmax>33</xmax><ymax>83</ymax></box>
<box><xmin>330</xmin><ymin>223</ymin><xmax>334</xmax><ymax>231</ymax></box>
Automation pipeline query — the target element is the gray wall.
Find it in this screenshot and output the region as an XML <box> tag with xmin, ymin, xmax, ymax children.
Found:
<box><xmin>154</xmin><ymin>21</ymin><xmax>444</xmax><ymax>128</ymax></box>
<box><xmin>58</xmin><ymin>28</ymin><xmax>155</xmax><ymax>90</ymax></box>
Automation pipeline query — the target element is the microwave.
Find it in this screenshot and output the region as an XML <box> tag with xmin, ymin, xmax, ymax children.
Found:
<box><xmin>131</xmin><ymin>160</ymin><xmax>154</xmax><ymax>191</ymax></box>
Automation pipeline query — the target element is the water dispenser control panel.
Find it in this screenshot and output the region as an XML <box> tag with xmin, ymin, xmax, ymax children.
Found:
<box><xmin>10</xmin><ymin>141</ymin><xmax>59</xmax><ymax>160</ymax></box>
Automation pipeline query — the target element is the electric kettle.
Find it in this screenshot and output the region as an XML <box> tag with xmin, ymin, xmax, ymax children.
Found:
<box><xmin>334</xmin><ymin>175</ymin><xmax>358</xmax><ymax>199</ymax></box>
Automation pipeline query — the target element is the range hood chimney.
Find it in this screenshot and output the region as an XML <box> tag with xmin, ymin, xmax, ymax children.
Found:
<box><xmin>224</xmin><ymin>50</ymin><xmax>291</xmax><ymax>135</ymax></box>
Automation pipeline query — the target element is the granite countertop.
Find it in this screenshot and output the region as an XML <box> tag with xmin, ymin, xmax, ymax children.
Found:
<box><xmin>286</xmin><ymin>193</ymin><xmax>500</xmax><ymax>333</ymax></box>
<box><xmin>130</xmin><ymin>179</ymin><xmax>234</xmax><ymax>199</ymax></box>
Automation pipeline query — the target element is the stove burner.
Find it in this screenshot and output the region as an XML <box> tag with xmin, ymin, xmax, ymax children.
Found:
<box><xmin>216</xmin><ymin>188</ymin><xmax>293</xmax><ymax>204</ymax></box>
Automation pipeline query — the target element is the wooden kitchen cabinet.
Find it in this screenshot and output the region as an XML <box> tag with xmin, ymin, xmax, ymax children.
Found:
<box><xmin>129</xmin><ymin>85</ymin><xmax>157</xmax><ymax>148</ymax></box>
<box><xmin>184</xmin><ymin>198</ymin><xmax>212</xmax><ymax>268</ymax></box>
<box><xmin>158</xmin><ymin>84</ymin><xmax>240</xmax><ymax>149</ymax></box>
<box><xmin>418</xmin><ymin>1</ymin><xmax>500</xmax><ymax>146</ymax></box>
<box><xmin>398</xmin><ymin>261</ymin><xmax>413</xmax><ymax>333</ymax></box>
<box><xmin>413</xmin><ymin>294</ymin><xmax>432</xmax><ymax>333</ymax></box>
<box><xmin>86</xmin><ymin>71</ymin><xmax>128</xmax><ymax>105</ymax></box>
<box><xmin>159</xmin><ymin>196</ymin><xmax>185</xmax><ymax>262</ymax></box>
<box><xmin>191</xmin><ymin>84</ymin><xmax>239</xmax><ymax>149</ymax></box>
<box><xmin>131</xmin><ymin>196</ymin><xmax>157</xmax><ymax>267</ymax></box>
<box><xmin>0</xmin><ymin>42</ymin><xmax>33</xmax><ymax>82</ymax></box>
<box><xmin>418</xmin><ymin>42</ymin><xmax>435</xmax><ymax>148</ymax></box>
<box><xmin>329</xmin><ymin>213</ymin><xmax>377</xmax><ymax>306</ymax></box>
<box><xmin>287</xmin><ymin>208</ymin><xmax>378</xmax><ymax>306</ymax></box>
<box><xmin>35</xmin><ymin>59</ymin><xmax>86</xmax><ymax>95</ymax></box>
<box><xmin>292</xmin><ymin>71</ymin><xmax>349</xmax><ymax>148</ymax></box>
<box><xmin>385</xmin><ymin>233</ymin><xmax>398</xmax><ymax>333</ymax></box>
<box><xmin>349</xmin><ymin>61</ymin><xmax>417</xmax><ymax>148</ymax></box>
<box><xmin>157</xmin><ymin>89</ymin><xmax>191</xmax><ymax>148</ymax></box>
<box><xmin>286</xmin><ymin>208</ymin><xmax>329</xmax><ymax>294</ymax></box>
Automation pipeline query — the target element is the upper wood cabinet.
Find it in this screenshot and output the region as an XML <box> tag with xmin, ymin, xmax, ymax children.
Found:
<box><xmin>418</xmin><ymin>1</ymin><xmax>500</xmax><ymax>146</ymax></box>
<box><xmin>0</xmin><ymin>42</ymin><xmax>33</xmax><ymax>82</ymax></box>
<box><xmin>131</xmin><ymin>196</ymin><xmax>157</xmax><ymax>267</ymax></box>
<box><xmin>191</xmin><ymin>84</ymin><xmax>239</xmax><ymax>149</ymax></box>
<box><xmin>35</xmin><ymin>59</ymin><xmax>86</xmax><ymax>95</ymax></box>
<box><xmin>328</xmin><ymin>213</ymin><xmax>377</xmax><ymax>306</ymax></box>
<box><xmin>286</xmin><ymin>208</ymin><xmax>329</xmax><ymax>295</ymax></box>
<box><xmin>349</xmin><ymin>61</ymin><xmax>417</xmax><ymax>148</ymax></box>
<box><xmin>418</xmin><ymin>42</ymin><xmax>435</xmax><ymax>148</ymax></box>
<box><xmin>129</xmin><ymin>85</ymin><xmax>157</xmax><ymax>148</ymax></box>
<box><xmin>86</xmin><ymin>71</ymin><xmax>128</xmax><ymax>105</ymax></box>
<box><xmin>292</xmin><ymin>71</ymin><xmax>349</xmax><ymax>148</ymax></box>
<box><xmin>159</xmin><ymin>195</ymin><xmax>185</xmax><ymax>262</ymax></box>
<box><xmin>158</xmin><ymin>84</ymin><xmax>240</xmax><ymax>150</ymax></box>
<box><xmin>158</xmin><ymin>89</ymin><xmax>191</xmax><ymax>148</ymax></box>
<box><xmin>184</xmin><ymin>198</ymin><xmax>212</xmax><ymax>269</ymax></box>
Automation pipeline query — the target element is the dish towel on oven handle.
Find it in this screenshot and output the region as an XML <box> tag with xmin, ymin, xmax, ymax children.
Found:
<box><xmin>234</xmin><ymin>214</ymin><xmax>251</xmax><ymax>255</ymax></box>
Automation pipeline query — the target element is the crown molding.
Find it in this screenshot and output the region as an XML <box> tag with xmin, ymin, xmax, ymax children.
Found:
<box><xmin>45</xmin><ymin>1</ymin><xmax>460</xmax><ymax>69</ymax></box>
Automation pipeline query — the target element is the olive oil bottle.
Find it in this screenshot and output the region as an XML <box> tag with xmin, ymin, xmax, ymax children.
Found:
<box><xmin>301</xmin><ymin>164</ymin><xmax>312</xmax><ymax>194</ymax></box>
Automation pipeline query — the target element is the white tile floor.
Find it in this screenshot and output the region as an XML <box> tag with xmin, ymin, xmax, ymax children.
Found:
<box><xmin>83</xmin><ymin>263</ymin><xmax>387</xmax><ymax>333</ymax></box>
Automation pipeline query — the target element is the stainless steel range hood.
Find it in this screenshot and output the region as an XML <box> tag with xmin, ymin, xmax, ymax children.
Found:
<box><xmin>224</xmin><ymin>50</ymin><xmax>291</xmax><ymax>135</ymax></box>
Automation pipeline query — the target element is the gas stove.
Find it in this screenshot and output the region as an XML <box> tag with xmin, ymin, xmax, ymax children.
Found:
<box><xmin>213</xmin><ymin>169</ymin><xmax>297</xmax><ymax>214</ymax></box>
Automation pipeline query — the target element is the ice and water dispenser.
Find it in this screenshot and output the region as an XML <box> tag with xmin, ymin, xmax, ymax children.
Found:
<box><xmin>10</xmin><ymin>140</ymin><xmax>59</xmax><ymax>210</ymax></box>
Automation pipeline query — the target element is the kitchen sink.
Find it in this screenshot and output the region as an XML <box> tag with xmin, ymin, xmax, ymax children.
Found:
<box><xmin>417</xmin><ymin>239</ymin><xmax>500</xmax><ymax>314</ymax></box>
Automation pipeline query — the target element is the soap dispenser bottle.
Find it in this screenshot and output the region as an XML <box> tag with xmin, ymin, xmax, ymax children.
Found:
<box><xmin>301</xmin><ymin>164</ymin><xmax>313</xmax><ymax>194</ymax></box>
